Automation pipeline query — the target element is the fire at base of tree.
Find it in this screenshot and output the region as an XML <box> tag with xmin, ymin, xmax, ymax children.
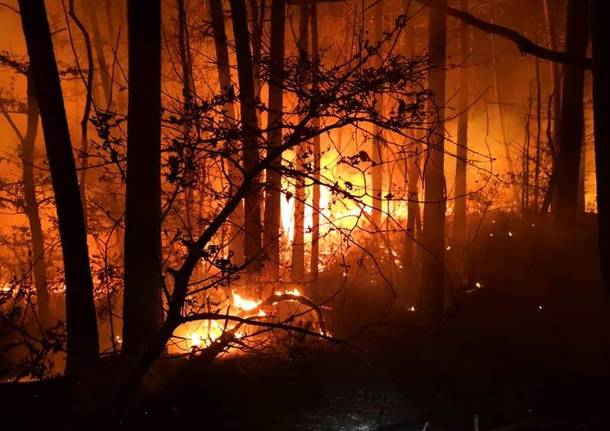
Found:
<box><xmin>0</xmin><ymin>0</ymin><xmax>609</xmax><ymax>429</ymax></box>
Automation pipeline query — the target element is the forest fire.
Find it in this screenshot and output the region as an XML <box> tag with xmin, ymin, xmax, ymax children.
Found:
<box><xmin>1</xmin><ymin>0</ymin><xmax>610</xmax><ymax>429</ymax></box>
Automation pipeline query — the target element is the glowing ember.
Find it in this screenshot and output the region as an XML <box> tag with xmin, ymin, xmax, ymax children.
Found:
<box><xmin>475</xmin><ymin>281</ymin><xmax>482</xmax><ymax>289</ymax></box>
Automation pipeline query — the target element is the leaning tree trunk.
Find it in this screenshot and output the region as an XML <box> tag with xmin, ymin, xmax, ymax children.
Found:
<box><xmin>420</xmin><ymin>0</ymin><xmax>447</xmax><ymax>324</ymax></box>
<box><xmin>590</xmin><ymin>0</ymin><xmax>610</xmax><ymax>295</ymax></box>
<box><xmin>263</xmin><ymin>0</ymin><xmax>286</xmax><ymax>280</ymax></box>
<box><xmin>552</xmin><ymin>0</ymin><xmax>589</xmax><ymax>228</ymax></box>
<box><xmin>122</xmin><ymin>0</ymin><xmax>163</xmax><ymax>354</ymax></box>
<box><xmin>230</xmin><ymin>0</ymin><xmax>263</xmax><ymax>272</ymax></box>
<box><xmin>452</xmin><ymin>0</ymin><xmax>470</xmax><ymax>285</ymax></box>
<box><xmin>208</xmin><ymin>0</ymin><xmax>245</xmax><ymax>265</ymax></box>
<box><xmin>18</xmin><ymin>0</ymin><xmax>99</xmax><ymax>375</ymax></box>
<box><xmin>22</xmin><ymin>75</ymin><xmax>50</xmax><ymax>327</ymax></box>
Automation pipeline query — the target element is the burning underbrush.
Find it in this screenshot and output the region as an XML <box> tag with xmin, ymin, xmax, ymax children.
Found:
<box><xmin>168</xmin><ymin>285</ymin><xmax>330</xmax><ymax>359</ymax></box>
<box><xmin>3</xmin><ymin>207</ymin><xmax>594</xmax><ymax>383</ymax></box>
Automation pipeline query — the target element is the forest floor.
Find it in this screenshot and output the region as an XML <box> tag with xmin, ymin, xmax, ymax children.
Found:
<box><xmin>2</xmin><ymin>213</ymin><xmax>610</xmax><ymax>430</ymax></box>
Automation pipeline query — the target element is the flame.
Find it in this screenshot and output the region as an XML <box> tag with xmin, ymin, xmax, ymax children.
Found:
<box><xmin>232</xmin><ymin>292</ymin><xmax>261</xmax><ymax>311</ymax></box>
<box><xmin>190</xmin><ymin>333</ymin><xmax>202</xmax><ymax>348</ymax></box>
<box><xmin>275</xmin><ymin>287</ymin><xmax>302</xmax><ymax>296</ymax></box>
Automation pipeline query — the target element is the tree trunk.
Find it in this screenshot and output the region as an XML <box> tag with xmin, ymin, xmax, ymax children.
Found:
<box><xmin>539</xmin><ymin>0</ymin><xmax>562</xmax><ymax>215</ymax></box>
<box><xmin>18</xmin><ymin>0</ymin><xmax>99</xmax><ymax>375</ymax></box>
<box><xmin>247</xmin><ymin>0</ymin><xmax>264</xmax><ymax>97</ymax></box>
<box><xmin>372</xmin><ymin>0</ymin><xmax>384</xmax><ymax>226</ymax></box>
<box><xmin>489</xmin><ymin>3</ymin><xmax>519</xmax><ymax>204</ymax></box>
<box><xmin>230</xmin><ymin>0</ymin><xmax>263</xmax><ymax>272</ymax></box>
<box><xmin>523</xmin><ymin>86</ymin><xmax>532</xmax><ymax>215</ymax></box>
<box><xmin>122</xmin><ymin>0</ymin><xmax>163</xmax><ymax>353</ymax></box>
<box><xmin>177</xmin><ymin>0</ymin><xmax>195</xmax><ymax>116</ymax></box>
<box><xmin>263</xmin><ymin>0</ymin><xmax>286</xmax><ymax>280</ymax></box>
<box><xmin>542</xmin><ymin>0</ymin><xmax>561</xmax><ymax>161</ymax></box>
<box><xmin>533</xmin><ymin>56</ymin><xmax>543</xmax><ymax>212</ymax></box>
<box><xmin>578</xmin><ymin>137</ymin><xmax>586</xmax><ymax>213</ymax></box>
<box><xmin>452</xmin><ymin>0</ymin><xmax>470</xmax><ymax>276</ymax></box>
<box><xmin>590</xmin><ymin>0</ymin><xmax>610</xmax><ymax>294</ymax></box>
<box><xmin>86</xmin><ymin>0</ymin><xmax>112</xmax><ymax>107</ymax></box>
<box><xmin>104</xmin><ymin>0</ymin><xmax>116</xmax><ymax>42</ymax></box>
<box><xmin>177</xmin><ymin>0</ymin><xmax>196</xmax><ymax>235</ymax></box>
<box><xmin>552</xmin><ymin>0</ymin><xmax>588</xmax><ymax>227</ymax></box>
<box><xmin>290</xmin><ymin>0</ymin><xmax>310</xmax><ymax>282</ymax></box>
<box><xmin>310</xmin><ymin>0</ymin><xmax>320</xmax><ymax>281</ymax></box>
<box><xmin>22</xmin><ymin>75</ymin><xmax>50</xmax><ymax>327</ymax></box>
<box><xmin>68</xmin><ymin>0</ymin><xmax>94</xmax><ymax>228</ymax></box>
<box><xmin>403</xmin><ymin>1</ymin><xmax>421</xmax><ymax>271</ymax></box>
<box><xmin>208</xmin><ymin>0</ymin><xmax>245</xmax><ymax>265</ymax></box>
<box><xmin>405</xmin><ymin>141</ymin><xmax>422</xmax><ymax>269</ymax></box>
<box><xmin>420</xmin><ymin>0</ymin><xmax>447</xmax><ymax>324</ymax></box>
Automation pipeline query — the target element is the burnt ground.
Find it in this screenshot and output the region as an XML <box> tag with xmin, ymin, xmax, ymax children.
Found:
<box><xmin>2</xmin><ymin>213</ymin><xmax>610</xmax><ymax>430</ymax></box>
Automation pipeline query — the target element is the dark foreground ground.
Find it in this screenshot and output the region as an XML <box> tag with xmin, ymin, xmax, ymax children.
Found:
<box><xmin>2</xmin><ymin>214</ymin><xmax>610</xmax><ymax>430</ymax></box>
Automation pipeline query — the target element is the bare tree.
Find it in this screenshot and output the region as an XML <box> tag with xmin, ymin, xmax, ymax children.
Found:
<box><xmin>21</xmin><ymin>78</ymin><xmax>49</xmax><ymax>328</ymax></box>
<box><xmin>17</xmin><ymin>0</ymin><xmax>99</xmax><ymax>375</ymax></box>
<box><xmin>0</xmin><ymin>74</ymin><xmax>50</xmax><ymax>327</ymax></box>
